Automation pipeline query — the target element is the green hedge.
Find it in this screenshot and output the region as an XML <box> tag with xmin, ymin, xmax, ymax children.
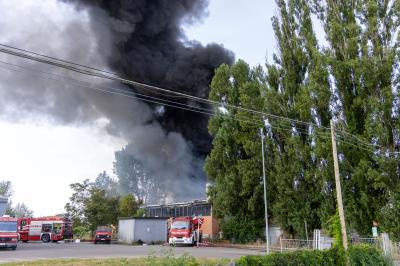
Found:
<box><xmin>348</xmin><ymin>244</ymin><xmax>390</xmax><ymax>266</ymax></box>
<box><xmin>237</xmin><ymin>245</ymin><xmax>390</xmax><ymax>266</ymax></box>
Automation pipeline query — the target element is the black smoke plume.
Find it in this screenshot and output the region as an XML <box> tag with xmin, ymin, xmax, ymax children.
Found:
<box><xmin>63</xmin><ymin>0</ymin><xmax>234</xmax><ymax>202</ymax></box>
<box><xmin>66</xmin><ymin>0</ymin><xmax>234</xmax><ymax>154</ymax></box>
<box><xmin>0</xmin><ymin>0</ymin><xmax>233</xmax><ymax>203</ymax></box>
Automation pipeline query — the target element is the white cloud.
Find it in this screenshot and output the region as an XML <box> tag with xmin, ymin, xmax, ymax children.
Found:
<box><xmin>0</xmin><ymin>120</ymin><xmax>124</xmax><ymax>216</ymax></box>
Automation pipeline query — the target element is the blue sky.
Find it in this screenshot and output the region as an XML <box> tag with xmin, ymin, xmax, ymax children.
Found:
<box><xmin>185</xmin><ymin>0</ymin><xmax>275</xmax><ymax>67</ymax></box>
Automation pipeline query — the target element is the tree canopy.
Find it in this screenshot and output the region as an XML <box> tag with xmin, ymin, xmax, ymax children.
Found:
<box><xmin>206</xmin><ymin>0</ymin><xmax>400</xmax><ymax>240</ymax></box>
<box><xmin>0</xmin><ymin>180</ymin><xmax>34</xmax><ymax>218</ymax></box>
<box><xmin>64</xmin><ymin>172</ymin><xmax>143</xmax><ymax>233</ymax></box>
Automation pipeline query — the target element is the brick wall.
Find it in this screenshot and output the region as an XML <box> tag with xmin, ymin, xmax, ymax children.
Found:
<box><xmin>201</xmin><ymin>216</ymin><xmax>219</xmax><ymax>238</ymax></box>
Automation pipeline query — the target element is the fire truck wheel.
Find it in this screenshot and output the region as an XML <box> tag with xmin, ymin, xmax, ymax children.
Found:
<box><xmin>41</xmin><ymin>234</ymin><xmax>51</xmax><ymax>243</ymax></box>
<box><xmin>22</xmin><ymin>240</ymin><xmax>28</xmax><ymax>243</ymax></box>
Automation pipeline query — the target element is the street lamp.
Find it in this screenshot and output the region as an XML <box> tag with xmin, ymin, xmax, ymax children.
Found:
<box><xmin>260</xmin><ymin>128</ymin><xmax>270</xmax><ymax>254</ymax></box>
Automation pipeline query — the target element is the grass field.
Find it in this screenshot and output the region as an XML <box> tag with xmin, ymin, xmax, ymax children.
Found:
<box><xmin>2</xmin><ymin>257</ymin><xmax>232</xmax><ymax>266</ymax></box>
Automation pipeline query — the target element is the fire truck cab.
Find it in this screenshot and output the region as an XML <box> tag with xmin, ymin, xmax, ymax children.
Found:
<box><xmin>18</xmin><ymin>216</ymin><xmax>73</xmax><ymax>243</ymax></box>
<box><xmin>168</xmin><ymin>216</ymin><xmax>203</xmax><ymax>246</ymax></box>
<box><xmin>0</xmin><ymin>216</ymin><xmax>18</xmax><ymax>250</ymax></box>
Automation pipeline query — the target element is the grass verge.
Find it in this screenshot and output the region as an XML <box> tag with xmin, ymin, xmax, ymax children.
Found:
<box><xmin>2</xmin><ymin>257</ymin><xmax>231</xmax><ymax>266</ymax></box>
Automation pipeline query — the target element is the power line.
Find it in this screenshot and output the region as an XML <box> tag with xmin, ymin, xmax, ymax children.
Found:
<box><xmin>0</xmin><ymin>59</ymin><xmax>337</xmax><ymax>145</ymax></box>
<box><xmin>0</xmin><ymin>43</ymin><xmax>398</xmax><ymax>155</ymax></box>
<box><xmin>0</xmin><ymin>54</ymin><xmax>376</xmax><ymax>150</ymax></box>
<box><xmin>335</xmin><ymin>132</ymin><xmax>400</xmax><ymax>155</ymax></box>
<box><xmin>0</xmin><ymin>58</ymin><xmax>329</xmax><ymax>138</ymax></box>
<box><xmin>1</xmin><ymin>61</ymin><xmax>391</xmax><ymax>154</ymax></box>
<box><xmin>0</xmin><ymin>43</ymin><xmax>118</xmax><ymax>78</ymax></box>
<box><xmin>0</xmin><ymin>60</ymin><xmax>217</xmax><ymax>115</ymax></box>
<box><xmin>0</xmin><ymin>60</ymin><xmax>265</xmax><ymax>128</ymax></box>
<box><xmin>0</xmin><ymin>43</ymin><xmax>331</xmax><ymax>130</ymax></box>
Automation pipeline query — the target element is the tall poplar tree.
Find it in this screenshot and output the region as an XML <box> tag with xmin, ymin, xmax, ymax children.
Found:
<box><xmin>264</xmin><ymin>0</ymin><xmax>334</xmax><ymax>236</ymax></box>
<box><xmin>206</xmin><ymin>0</ymin><xmax>400</xmax><ymax>240</ymax></box>
<box><xmin>205</xmin><ymin>60</ymin><xmax>266</xmax><ymax>242</ymax></box>
<box><xmin>313</xmin><ymin>0</ymin><xmax>400</xmax><ymax>235</ymax></box>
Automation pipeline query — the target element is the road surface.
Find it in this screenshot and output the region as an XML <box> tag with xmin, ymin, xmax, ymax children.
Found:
<box><xmin>0</xmin><ymin>242</ymin><xmax>265</xmax><ymax>263</ymax></box>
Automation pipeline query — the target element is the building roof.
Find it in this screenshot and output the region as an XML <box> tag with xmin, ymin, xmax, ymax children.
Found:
<box><xmin>144</xmin><ymin>199</ymin><xmax>209</xmax><ymax>208</ymax></box>
<box><xmin>118</xmin><ymin>217</ymin><xmax>170</xmax><ymax>221</ymax></box>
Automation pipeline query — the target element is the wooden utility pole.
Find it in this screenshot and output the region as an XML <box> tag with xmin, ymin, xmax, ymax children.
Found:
<box><xmin>330</xmin><ymin>120</ymin><xmax>348</xmax><ymax>251</ymax></box>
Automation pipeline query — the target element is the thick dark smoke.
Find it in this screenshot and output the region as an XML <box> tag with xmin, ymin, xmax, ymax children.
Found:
<box><xmin>66</xmin><ymin>0</ymin><xmax>234</xmax><ymax>154</ymax></box>
<box><xmin>0</xmin><ymin>0</ymin><xmax>233</xmax><ymax>203</ymax></box>
<box><xmin>61</xmin><ymin>0</ymin><xmax>234</xmax><ymax>203</ymax></box>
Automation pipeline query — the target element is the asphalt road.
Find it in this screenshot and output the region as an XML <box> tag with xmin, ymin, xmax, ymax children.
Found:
<box><xmin>0</xmin><ymin>242</ymin><xmax>265</xmax><ymax>263</ymax></box>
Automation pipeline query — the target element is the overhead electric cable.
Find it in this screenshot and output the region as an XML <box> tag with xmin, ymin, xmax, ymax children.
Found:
<box><xmin>0</xmin><ymin>44</ymin><xmax>398</xmax><ymax>154</ymax></box>
<box><xmin>0</xmin><ymin>43</ymin><xmax>331</xmax><ymax>130</ymax></box>
<box><xmin>0</xmin><ymin>59</ymin><xmax>334</xmax><ymax>142</ymax></box>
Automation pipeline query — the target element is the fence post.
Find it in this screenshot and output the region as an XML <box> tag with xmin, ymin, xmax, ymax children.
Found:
<box><xmin>280</xmin><ymin>236</ymin><xmax>283</xmax><ymax>253</ymax></box>
<box><xmin>313</xmin><ymin>229</ymin><xmax>321</xmax><ymax>250</ymax></box>
<box><xmin>381</xmin><ymin>233</ymin><xmax>392</xmax><ymax>258</ymax></box>
<box><xmin>318</xmin><ymin>230</ymin><xmax>322</xmax><ymax>250</ymax></box>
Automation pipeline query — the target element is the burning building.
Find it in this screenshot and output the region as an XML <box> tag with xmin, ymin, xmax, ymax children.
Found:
<box><xmin>144</xmin><ymin>199</ymin><xmax>219</xmax><ymax>238</ymax></box>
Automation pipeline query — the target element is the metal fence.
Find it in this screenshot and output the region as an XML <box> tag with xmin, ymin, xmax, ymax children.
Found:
<box><xmin>279</xmin><ymin>237</ymin><xmax>384</xmax><ymax>252</ymax></box>
<box><xmin>278</xmin><ymin>239</ymin><xmax>315</xmax><ymax>252</ymax></box>
<box><xmin>350</xmin><ymin>237</ymin><xmax>381</xmax><ymax>248</ymax></box>
<box><xmin>275</xmin><ymin>232</ymin><xmax>400</xmax><ymax>265</ymax></box>
<box><xmin>350</xmin><ymin>234</ymin><xmax>400</xmax><ymax>260</ymax></box>
<box><xmin>391</xmin><ymin>241</ymin><xmax>400</xmax><ymax>259</ymax></box>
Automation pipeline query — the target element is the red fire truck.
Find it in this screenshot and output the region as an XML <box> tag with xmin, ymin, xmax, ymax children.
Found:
<box><xmin>168</xmin><ymin>216</ymin><xmax>203</xmax><ymax>246</ymax></box>
<box><xmin>18</xmin><ymin>216</ymin><xmax>73</xmax><ymax>243</ymax></box>
<box><xmin>0</xmin><ymin>216</ymin><xmax>18</xmax><ymax>250</ymax></box>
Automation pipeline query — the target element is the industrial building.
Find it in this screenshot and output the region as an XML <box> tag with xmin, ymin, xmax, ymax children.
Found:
<box><xmin>144</xmin><ymin>200</ymin><xmax>211</xmax><ymax>217</ymax></box>
<box><xmin>144</xmin><ymin>200</ymin><xmax>219</xmax><ymax>239</ymax></box>
<box><xmin>118</xmin><ymin>217</ymin><xmax>168</xmax><ymax>244</ymax></box>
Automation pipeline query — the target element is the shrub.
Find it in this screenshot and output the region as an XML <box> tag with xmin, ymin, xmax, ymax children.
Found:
<box><xmin>220</xmin><ymin>215</ymin><xmax>264</xmax><ymax>243</ymax></box>
<box><xmin>237</xmin><ymin>248</ymin><xmax>342</xmax><ymax>266</ymax></box>
<box><xmin>348</xmin><ymin>244</ymin><xmax>391</xmax><ymax>266</ymax></box>
<box><xmin>237</xmin><ymin>245</ymin><xmax>390</xmax><ymax>266</ymax></box>
<box><xmin>72</xmin><ymin>225</ymin><xmax>91</xmax><ymax>239</ymax></box>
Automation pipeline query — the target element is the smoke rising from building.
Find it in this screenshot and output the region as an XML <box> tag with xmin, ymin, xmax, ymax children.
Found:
<box><xmin>0</xmin><ymin>0</ymin><xmax>233</xmax><ymax>203</ymax></box>
<box><xmin>65</xmin><ymin>0</ymin><xmax>234</xmax><ymax>154</ymax></box>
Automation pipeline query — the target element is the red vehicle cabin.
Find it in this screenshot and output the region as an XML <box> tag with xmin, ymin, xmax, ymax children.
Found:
<box><xmin>168</xmin><ymin>216</ymin><xmax>203</xmax><ymax>246</ymax></box>
<box><xmin>18</xmin><ymin>216</ymin><xmax>73</xmax><ymax>243</ymax></box>
<box><xmin>0</xmin><ymin>216</ymin><xmax>18</xmax><ymax>250</ymax></box>
<box><xmin>94</xmin><ymin>226</ymin><xmax>112</xmax><ymax>244</ymax></box>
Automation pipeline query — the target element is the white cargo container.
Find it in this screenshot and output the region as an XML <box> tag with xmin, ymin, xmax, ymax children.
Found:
<box><xmin>118</xmin><ymin>217</ymin><xmax>168</xmax><ymax>244</ymax></box>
